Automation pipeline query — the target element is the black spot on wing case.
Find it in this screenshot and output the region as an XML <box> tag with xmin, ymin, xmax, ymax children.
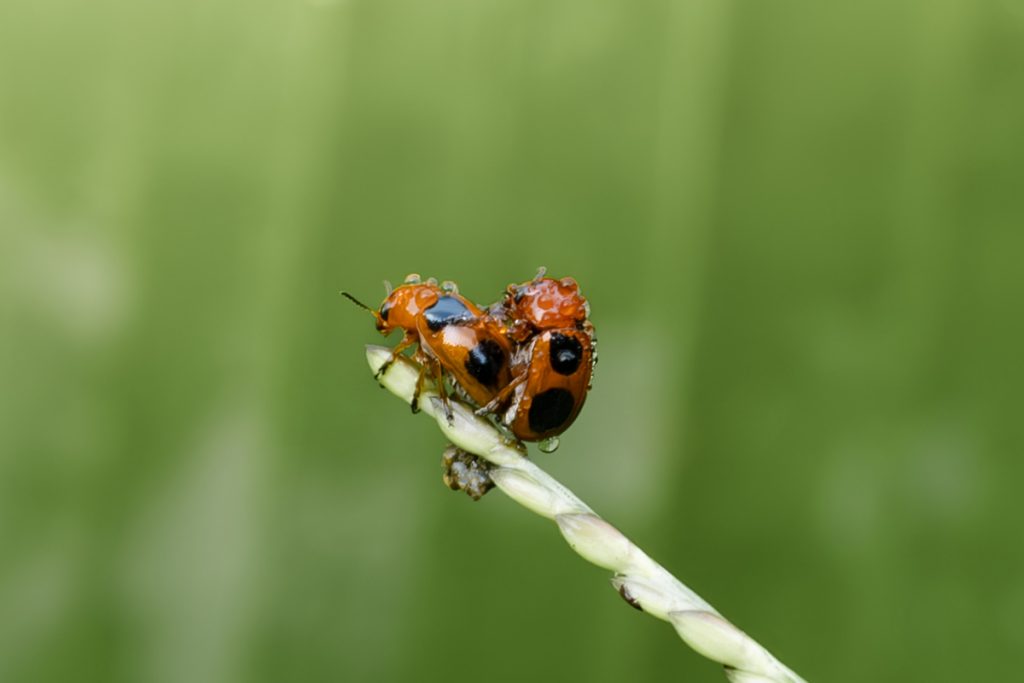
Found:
<box><xmin>464</xmin><ymin>339</ymin><xmax>506</xmax><ymax>388</ymax></box>
<box><xmin>527</xmin><ymin>388</ymin><xmax>575</xmax><ymax>433</ymax></box>
<box><xmin>549</xmin><ymin>333</ymin><xmax>583</xmax><ymax>375</ymax></box>
<box><xmin>423</xmin><ymin>295</ymin><xmax>474</xmax><ymax>331</ymax></box>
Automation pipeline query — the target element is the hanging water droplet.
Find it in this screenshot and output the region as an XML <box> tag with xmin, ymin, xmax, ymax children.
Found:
<box><xmin>538</xmin><ymin>436</ymin><xmax>559</xmax><ymax>453</ymax></box>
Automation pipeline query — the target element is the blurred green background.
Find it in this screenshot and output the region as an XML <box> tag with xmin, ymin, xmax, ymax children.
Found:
<box><xmin>2</xmin><ymin>0</ymin><xmax>1023</xmax><ymax>681</ymax></box>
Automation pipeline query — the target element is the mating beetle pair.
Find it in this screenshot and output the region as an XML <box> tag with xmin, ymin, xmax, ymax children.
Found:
<box><xmin>345</xmin><ymin>270</ymin><xmax>596</xmax><ymax>448</ymax></box>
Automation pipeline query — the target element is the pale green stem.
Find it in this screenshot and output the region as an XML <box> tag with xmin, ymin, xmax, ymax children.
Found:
<box><xmin>365</xmin><ymin>345</ymin><xmax>807</xmax><ymax>683</ymax></box>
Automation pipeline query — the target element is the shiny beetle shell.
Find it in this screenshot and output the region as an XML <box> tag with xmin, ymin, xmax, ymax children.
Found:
<box><xmin>348</xmin><ymin>275</ymin><xmax>513</xmax><ymax>415</ymax></box>
<box><xmin>503</xmin><ymin>327</ymin><xmax>595</xmax><ymax>441</ymax></box>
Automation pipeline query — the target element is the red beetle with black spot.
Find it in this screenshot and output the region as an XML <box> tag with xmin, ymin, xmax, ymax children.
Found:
<box><xmin>480</xmin><ymin>269</ymin><xmax>597</xmax><ymax>444</ymax></box>
<box><xmin>344</xmin><ymin>274</ymin><xmax>513</xmax><ymax>421</ymax></box>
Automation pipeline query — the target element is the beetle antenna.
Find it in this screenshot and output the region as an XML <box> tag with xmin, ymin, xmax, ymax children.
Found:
<box><xmin>341</xmin><ymin>291</ymin><xmax>375</xmax><ymax>314</ymax></box>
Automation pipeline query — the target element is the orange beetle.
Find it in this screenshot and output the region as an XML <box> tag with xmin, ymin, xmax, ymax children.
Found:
<box><xmin>344</xmin><ymin>274</ymin><xmax>513</xmax><ymax>419</ymax></box>
<box><xmin>480</xmin><ymin>269</ymin><xmax>596</xmax><ymax>444</ymax></box>
<box><xmin>503</xmin><ymin>328</ymin><xmax>595</xmax><ymax>442</ymax></box>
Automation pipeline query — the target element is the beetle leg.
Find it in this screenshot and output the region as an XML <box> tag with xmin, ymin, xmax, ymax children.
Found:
<box><xmin>407</xmin><ymin>350</ymin><xmax>451</xmax><ymax>421</ymax></box>
<box><xmin>474</xmin><ymin>373</ymin><xmax>526</xmax><ymax>416</ymax></box>
<box><xmin>375</xmin><ymin>331</ymin><xmax>418</xmax><ymax>381</ymax></box>
<box><xmin>407</xmin><ymin>346</ymin><xmax>435</xmax><ymax>413</ymax></box>
<box><xmin>410</xmin><ymin>362</ymin><xmax>428</xmax><ymax>414</ymax></box>
<box><xmin>428</xmin><ymin>358</ymin><xmax>454</xmax><ymax>424</ymax></box>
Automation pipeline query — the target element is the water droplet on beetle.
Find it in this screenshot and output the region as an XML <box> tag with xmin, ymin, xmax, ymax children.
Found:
<box><xmin>538</xmin><ymin>436</ymin><xmax>559</xmax><ymax>453</ymax></box>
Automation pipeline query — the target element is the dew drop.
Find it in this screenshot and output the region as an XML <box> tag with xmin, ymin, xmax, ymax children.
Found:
<box><xmin>538</xmin><ymin>436</ymin><xmax>560</xmax><ymax>453</ymax></box>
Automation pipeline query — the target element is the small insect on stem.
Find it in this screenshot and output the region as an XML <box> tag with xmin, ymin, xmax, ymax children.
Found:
<box><xmin>344</xmin><ymin>276</ymin><xmax>513</xmax><ymax>427</ymax></box>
